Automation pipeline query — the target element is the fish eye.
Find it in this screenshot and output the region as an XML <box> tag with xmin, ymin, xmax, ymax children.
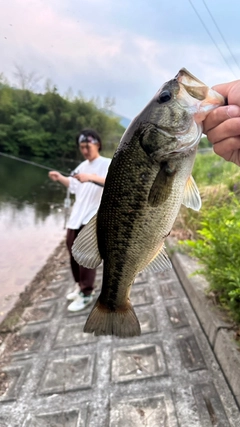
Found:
<box><xmin>158</xmin><ymin>90</ymin><xmax>172</xmax><ymax>103</ymax></box>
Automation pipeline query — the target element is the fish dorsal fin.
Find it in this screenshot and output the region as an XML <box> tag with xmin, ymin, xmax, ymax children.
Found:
<box><xmin>143</xmin><ymin>245</ymin><xmax>172</xmax><ymax>273</ymax></box>
<box><xmin>182</xmin><ymin>175</ymin><xmax>201</xmax><ymax>211</ymax></box>
<box><xmin>72</xmin><ymin>213</ymin><xmax>102</xmax><ymax>268</ymax></box>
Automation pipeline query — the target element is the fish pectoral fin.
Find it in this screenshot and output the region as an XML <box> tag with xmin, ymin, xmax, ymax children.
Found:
<box><xmin>143</xmin><ymin>245</ymin><xmax>172</xmax><ymax>273</ymax></box>
<box><xmin>148</xmin><ymin>162</ymin><xmax>176</xmax><ymax>207</ymax></box>
<box><xmin>71</xmin><ymin>214</ymin><xmax>102</xmax><ymax>268</ymax></box>
<box><xmin>84</xmin><ymin>298</ymin><xmax>141</xmax><ymax>338</ymax></box>
<box><xmin>182</xmin><ymin>175</ymin><xmax>201</xmax><ymax>211</ymax></box>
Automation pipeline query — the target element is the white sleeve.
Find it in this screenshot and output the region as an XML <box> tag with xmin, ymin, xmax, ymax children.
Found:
<box><xmin>68</xmin><ymin>176</ymin><xmax>78</xmax><ymax>194</ymax></box>
<box><xmin>68</xmin><ymin>163</ymin><xmax>82</xmax><ymax>194</ymax></box>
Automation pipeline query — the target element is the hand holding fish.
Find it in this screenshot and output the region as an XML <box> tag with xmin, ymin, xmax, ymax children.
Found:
<box><xmin>203</xmin><ymin>80</ymin><xmax>240</xmax><ymax>166</ymax></box>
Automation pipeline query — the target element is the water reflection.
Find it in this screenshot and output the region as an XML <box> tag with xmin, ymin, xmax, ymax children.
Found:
<box><xmin>0</xmin><ymin>155</ymin><xmax>78</xmax><ymax>316</ymax></box>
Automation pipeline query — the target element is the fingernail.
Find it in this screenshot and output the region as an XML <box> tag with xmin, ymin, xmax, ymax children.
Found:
<box><xmin>227</xmin><ymin>105</ymin><xmax>240</xmax><ymax>118</ymax></box>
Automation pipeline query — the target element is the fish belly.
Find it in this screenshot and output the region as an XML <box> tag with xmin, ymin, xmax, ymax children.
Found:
<box><xmin>83</xmin><ymin>140</ymin><xmax>195</xmax><ymax>337</ymax></box>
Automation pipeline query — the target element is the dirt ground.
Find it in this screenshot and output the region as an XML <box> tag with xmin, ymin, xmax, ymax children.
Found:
<box><xmin>0</xmin><ymin>240</ymin><xmax>69</xmax><ymax>396</ymax></box>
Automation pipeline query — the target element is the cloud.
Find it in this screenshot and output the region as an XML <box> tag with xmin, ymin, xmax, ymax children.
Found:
<box><xmin>0</xmin><ymin>0</ymin><xmax>238</xmax><ymax>118</ymax></box>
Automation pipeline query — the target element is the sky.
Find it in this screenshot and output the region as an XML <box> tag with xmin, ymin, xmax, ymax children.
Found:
<box><xmin>1</xmin><ymin>0</ymin><xmax>240</xmax><ymax>120</ymax></box>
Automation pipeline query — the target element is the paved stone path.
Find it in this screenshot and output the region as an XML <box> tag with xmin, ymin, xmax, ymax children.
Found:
<box><xmin>0</xmin><ymin>265</ymin><xmax>239</xmax><ymax>426</ymax></box>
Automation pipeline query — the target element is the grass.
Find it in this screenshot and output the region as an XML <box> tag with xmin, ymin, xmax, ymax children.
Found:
<box><xmin>175</xmin><ymin>151</ymin><xmax>240</xmax><ymax>324</ymax></box>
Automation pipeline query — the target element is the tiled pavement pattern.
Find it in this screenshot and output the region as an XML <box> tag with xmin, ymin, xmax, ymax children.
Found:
<box><xmin>0</xmin><ymin>266</ymin><xmax>240</xmax><ymax>426</ymax></box>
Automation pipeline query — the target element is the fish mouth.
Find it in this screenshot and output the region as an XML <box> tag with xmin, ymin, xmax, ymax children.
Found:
<box><xmin>148</xmin><ymin>69</ymin><xmax>225</xmax><ymax>158</ymax></box>
<box><xmin>176</xmin><ymin>68</ymin><xmax>225</xmax><ymax>123</ymax></box>
<box><xmin>197</xmin><ymin>88</ymin><xmax>225</xmax><ymax>111</ymax></box>
<box><xmin>175</xmin><ymin>68</ymin><xmax>206</xmax><ymax>87</ymax></box>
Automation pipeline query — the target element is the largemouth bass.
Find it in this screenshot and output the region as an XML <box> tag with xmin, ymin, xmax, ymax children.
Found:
<box><xmin>72</xmin><ymin>68</ymin><xmax>225</xmax><ymax>338</ymax></box>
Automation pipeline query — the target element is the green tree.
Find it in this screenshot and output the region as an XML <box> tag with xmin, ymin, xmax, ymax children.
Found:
<box><xmin>0</xmin><ymin>75</ymin><xmax>125</xmax><ymax>160</ymax></box>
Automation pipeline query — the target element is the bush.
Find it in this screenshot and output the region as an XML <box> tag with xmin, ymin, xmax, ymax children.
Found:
<box><xmin>175</xmin><ymin>152</ymin><xmax>240</xmax><ymax>241</ymax></box>
<box><xmin>192</xmin><ymin>151</ymin><xmax>240</xmax><ymax>187</ymax></box>
<box><xmin>182</xmin><ymin>197</ymin><xmax>240</xmax><ymax>322</ymax></box>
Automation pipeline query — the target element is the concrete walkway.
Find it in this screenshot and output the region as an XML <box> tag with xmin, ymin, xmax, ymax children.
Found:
<box><xmin>0</xmin><ymin>260</ymin><xmax>240</xmax><ymax>426</ymax></box>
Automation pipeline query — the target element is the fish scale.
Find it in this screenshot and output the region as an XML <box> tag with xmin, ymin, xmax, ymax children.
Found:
<box><xmin>98</xmin><ymin>138</ymin><xmax>195</xmax><ymax>288</ymax></box>
<box><xmin>72</xmin><ymin>68</ymin><xmax>225</xmax><ymax>338</ymax></box>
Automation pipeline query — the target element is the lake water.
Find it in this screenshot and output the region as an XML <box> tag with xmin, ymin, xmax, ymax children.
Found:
<box><xmin>0</xmin><ymin>155</ymin><xmax>78</xmax><ymax>320</ymax></box>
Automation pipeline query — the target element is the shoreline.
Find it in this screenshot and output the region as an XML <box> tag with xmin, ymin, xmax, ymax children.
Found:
<box><xmin>0</xmin><ymin>239</ymin><xmax>68</xmax><ymax>334</ymax></box>
<box><xmin>0</xmin><ymin>221</ymin><xmax>66</xmax><ymax>325</ymax></box>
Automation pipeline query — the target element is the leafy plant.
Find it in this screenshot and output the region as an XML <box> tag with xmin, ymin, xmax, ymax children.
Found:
<box><xmin>182</xmin><ymin>198</ymin><xmax>240</xmax><ymax>321</ymax></box>
<box><xmin>175</xmin><ymin>151</ymin><xmax>240</xmax><ymax>241</ymax></box>
<box><xmin>192</xmin><ymin>151</ymin><xmax>240</xmax><ymax>187</ymax></box>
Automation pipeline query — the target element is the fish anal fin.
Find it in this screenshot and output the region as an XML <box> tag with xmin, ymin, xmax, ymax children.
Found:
<box><xmin>72</xmin><ymin>214</ymin><xmax>102</xmax><ymax>268</ymax></box>
<box><xmin>84</xmin><ymin>298</ymin><xmax>141</xmax><ymax>338</ymax></box>
<box><xmin>182</xmin><ymin>175</ymin><xmax>201</xmax><ymax>211</ymax></box>
<box><xmin>143</xmin><ymin>245</ymin><xmax>172</xmax><ymax>273</ymax></box>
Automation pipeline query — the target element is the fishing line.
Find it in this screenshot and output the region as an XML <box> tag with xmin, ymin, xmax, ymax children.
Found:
<box><xmin>1</xmin><ymin>150</ymin><xmax>104</xmax><ymax>228</ymax></box>
<box><xmin>0</xmin><ymin>151</ymin><xmax>104</xmax><ymax>186</ymax></box>
<box><xmin>0</xmin><ymin>151</ymin><xmax>69</xmax><ymax>175</ymax></box>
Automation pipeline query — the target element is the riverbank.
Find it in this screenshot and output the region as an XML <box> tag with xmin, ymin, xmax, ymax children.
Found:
<box><xmin>0</xmin><ymin>239</ymin><xmax>68</xmax><ymax>333</ymax></box>
<box><xmin>0</xmin><ymin>239</ymin><xmax>69</xmax><ymax>391</ymax></box>
<box><xmin>0</xmin><ymin>214</ymin><xmax>66</xmax><ymax>325</ymax></box>
<box><xmin>0</xmin><ymin>154</ymin><xmax>67</xmax><ymax>325</ymax></box>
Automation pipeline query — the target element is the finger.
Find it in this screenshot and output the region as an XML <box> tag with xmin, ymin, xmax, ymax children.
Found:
<box><xmin>207</xmin><ymin>117</ymin><xmax>240</xmax><ymax>144</ymax></box>
<box><xmin>212</xmin><ymin>81</ymin><xmax>239</xmax><ymax>98</ymax></box>
<box><xmin>212</xmin><ymin>136</ymin><xmax>240</xmax><ymax>159</ymax></box>
<box><xmin>203</xmin><ymin>105</ymin><xmax>240</xmax><ymax>133</ymax></box>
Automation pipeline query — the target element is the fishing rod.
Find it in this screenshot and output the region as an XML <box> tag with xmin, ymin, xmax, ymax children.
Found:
<box><xmin>0</xmin><ymin>151</ymin><xmax>104</xmax><ymax>186</ymax></box>
<box><xmin>0</xmin><ymin>151</ymin><xmax>69</xmax><ymax>175</ymax></box>
<box><xmin>1</xmin><ymin>150</ymin><xmax>104</xmax><ymax>228</ymax></box>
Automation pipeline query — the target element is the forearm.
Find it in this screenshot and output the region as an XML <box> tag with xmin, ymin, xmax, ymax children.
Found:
<box><xmin>89</xmin><ymin>174</ymin><xmax>105</xmax><ymax>186</ymax></box>
<box><xmin>58</xmin><ymin>175</ymin><xmax>70</xmax><ymax>187</ymax></box>
<box><xmin>74</xmin><ymin>172</ymin><xmax>106</xmax><ymax>186</ymax></box>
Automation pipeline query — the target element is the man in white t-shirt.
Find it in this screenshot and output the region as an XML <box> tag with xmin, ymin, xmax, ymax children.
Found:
<box><xmin>49</xmin><ymin>129</ymin><xmax>111</xmax><ymax>311</ymax></box>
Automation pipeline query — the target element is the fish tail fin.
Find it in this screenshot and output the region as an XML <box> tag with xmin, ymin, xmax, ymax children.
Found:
<box><xmin>83</xmin><ymin>297</ymin><xmax>141</xmax><ymax>338</ymax></box>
